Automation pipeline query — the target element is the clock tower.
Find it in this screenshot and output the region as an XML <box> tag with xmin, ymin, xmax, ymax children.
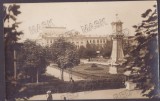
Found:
<box><xmin>110</xmin><ymin>14</ymin><xmax>124</xmax><ymax>65</ymax></box>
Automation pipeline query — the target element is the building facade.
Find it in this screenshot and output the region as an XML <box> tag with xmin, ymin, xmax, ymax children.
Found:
<box><xmin>36</xmin><ymin>27</ymin><xmax>111</xmax><ymax>48</ymax></box>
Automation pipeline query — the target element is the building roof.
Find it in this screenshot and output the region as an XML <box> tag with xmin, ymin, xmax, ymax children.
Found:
<box><xmin>42</xmin><ymin>27</ymin><xmax>67</xmax><ymax>37</ymax></box>
<box><xmin>40</xmin><ymin>27</ymin><xmax>111</xmax><ymax>39</ymax></box>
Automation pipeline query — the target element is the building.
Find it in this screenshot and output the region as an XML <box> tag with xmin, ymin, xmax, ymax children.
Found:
<box><xmin>36</xmin><ymin>27</ymin><xmax>111</xmax><ymax>48</ymax></box>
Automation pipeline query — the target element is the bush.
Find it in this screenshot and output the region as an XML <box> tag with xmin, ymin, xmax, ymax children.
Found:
<box><xmin>85</xmin><ymin>63</ymin><xmax>104</xmax><ymax>71</ymax></box>
<box><xmin>74</xmin><ymin>79</ymin><xmax>125</xmax><ymax>92</ymax></box>
<box><xmin>91</xmin><ymin>64</ymin><xmax>97</xmax><ymax>67</ymax></box>
<box><xmin>8</xmin><ymin>75</ymin><xmax>125</xmax><ymax>100</ymax></box>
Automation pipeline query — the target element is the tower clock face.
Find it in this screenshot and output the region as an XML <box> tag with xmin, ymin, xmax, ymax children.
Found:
<box><xmin>117</xmin><ymin>25</ymin><xmax>122</xmax><ymax>32</ymax></box>
<box><xmin>112</xmin><ymin>25</ymin><xmax>116</xmax><ymax>33</ymax></box>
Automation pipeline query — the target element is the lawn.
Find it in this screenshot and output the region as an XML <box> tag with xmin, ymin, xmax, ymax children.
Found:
<box><xmin>68</xmin><ymin>63</ymin><xmax>125</xmax><ymax>80</ymax></box>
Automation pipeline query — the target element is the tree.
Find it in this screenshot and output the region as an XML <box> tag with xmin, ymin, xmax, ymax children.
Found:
<box><xmin>17</xmin><ymin>40</ymin><xmax>49</xmax><ymax>83</ymax></box>
<box><xmin>124</xmin><ymin>5</ymin><xmax>158</xmax><ymax>98</ymax></box>
<box><xmin>85</xmin><ymin>43</ymin><xmax>97</xmax><ymax>61</ymax></box>
<box><xmin>78</xmin><ymin>46</ymin><xmax>87</xmax><ymax>58</ymax></box>
<box><xmin>4</xmin><ymin>4</ymin><xmax>23</xmax><ymax>79</ymax></box>
<box><xmin>43</xmin><ymin>45</ymin><xmax>54</xmax><ymax>63</ymax></box>
<box><xmin>50</xmin><ymin>37</ymin><xmax>80</xmax><ymax>80</ymax></box>
<box><xmin>100</xmin><ymin>41</ymin><xmax>112</xmax><ymax>58</ymax></box>
<box><xmin>123</xmin><ymin>37</ymin><xmax>133</xmax><ymax>55</ymax></box>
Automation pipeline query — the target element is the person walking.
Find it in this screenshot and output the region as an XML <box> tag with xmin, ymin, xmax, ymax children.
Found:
<box><xmin>46</xmin><ymin>90</ymin><xmax>53</xmax><ymax>100</ymax></box>
<box><xmin>70</xmin><ymin>77</ymin><xmax>75</xmax><ymax>92</ymax></box>
<box><xmin>70</xmin><ymin>77</ymin><xmax>74</xmax><ymax>83</ymax></box>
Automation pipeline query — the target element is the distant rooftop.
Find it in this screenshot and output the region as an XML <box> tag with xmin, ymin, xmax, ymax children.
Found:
<box><xmin>40</xmin><ymin>27</ymin><xmax>111</xmax><ymax>38</ymax></box>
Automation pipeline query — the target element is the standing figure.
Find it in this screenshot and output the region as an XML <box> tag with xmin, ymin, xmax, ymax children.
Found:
<box><xmin>46</xmin><ymin>90</ymin><xmax>53</xmax><ymax>100</ymax></box>
<box><xmin>70</xmin><ymin>77</ymin><xmax>74</xmax><ymax>83</ymax></box>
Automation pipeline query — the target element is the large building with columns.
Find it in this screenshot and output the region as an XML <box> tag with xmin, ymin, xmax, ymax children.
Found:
<box><xmin>36</xmin><ymin>27</ymin><xmax>111</xmax><ymax>48</ymax></box>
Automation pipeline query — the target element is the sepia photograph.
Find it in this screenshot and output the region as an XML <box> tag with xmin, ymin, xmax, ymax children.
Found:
<box><xmin>3</xmin><ymin>0</ymin><xmax>159</xmax><ymax>100</ymax></box>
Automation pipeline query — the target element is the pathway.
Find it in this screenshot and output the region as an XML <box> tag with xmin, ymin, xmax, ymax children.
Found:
<box><xmin>28</xmin><ymin>88</ymin><xmax>147</xmax><ymax>100</ymax></box>
<box><xmin>46</xmin><ymin>64</ymin><xmax>84</xmax><ymax>81</ymax></box>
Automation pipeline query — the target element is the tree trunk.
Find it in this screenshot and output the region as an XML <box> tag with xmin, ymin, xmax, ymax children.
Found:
<box><xmin>36</xmin><ymin>68</ymin><xmax>39</xmax><ymax>84</ymax></box>
<box><xmin>61</xmin><ymin>68</ymin><xmax>64</xmax><ymax>81</ymax></box>
<box><xmin>68</xmin><ymin>68</ymin><xmax>71</xmax><ymax>81</ymax></box>
<box><xmin>69</xmin><ymin>68</ymin><xmax>72</xmax><ymax>78</ymax></box>
<box><xmin>88</xmin><ymin>58</ymin><xmax>90</xmax><ymax>61</ymax></box>
<box><xmin>31</xmin><ymin>76</ymin><xmax>34</xmax><ymax>83</ymax></box>
<box><xmin>13</xmin><ymin>50</ymin><xmax>17</xmax><ymax>80</ymax></box>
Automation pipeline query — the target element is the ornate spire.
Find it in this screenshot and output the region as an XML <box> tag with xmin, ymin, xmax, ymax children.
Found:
<box><xmin>116</xmin><ymin>13</ymin><xmax>119</xmax><ymax>21</ymax></box>
<box><xmin>115</xmin><ymin>13</ymin><xmax>122</xmax><ymax>23</ymax></box>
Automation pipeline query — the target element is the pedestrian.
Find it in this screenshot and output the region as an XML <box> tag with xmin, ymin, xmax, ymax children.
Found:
<box><xmin>64</xmin><ymin>96</ymin><xmax>66</xmax><ymax>100</ymax></box>
<box><xmin>70</xmin><ymin>77</ymin><xmax>75</xmax><ymax>92</ymax></box>
<box><xmin>70</xmin><ymin>77</ymin><xmax>74</xmax><ymax>83</ymax></box>
<box><xmin>46</xmin><ymin>90</ymin><xmax>53</xmax><ymax>101</ymax></box>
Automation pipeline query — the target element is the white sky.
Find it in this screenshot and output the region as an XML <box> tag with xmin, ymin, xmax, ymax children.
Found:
<box><xmin>4</xmin><ymin>1</ymin><xmax>157</xmax><ymax>40</ymax></box>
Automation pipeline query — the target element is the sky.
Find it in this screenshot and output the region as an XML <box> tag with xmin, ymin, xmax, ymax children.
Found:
<box><xmin>4</xmin><ymin>1</ymin><xmax>157</xmax><ymax>40</ymax></box>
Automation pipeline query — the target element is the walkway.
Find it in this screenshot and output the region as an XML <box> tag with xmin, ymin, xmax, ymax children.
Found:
<box><xmin>28</xmin><ymin>88</ymin><xmax>147</xmax><ymax>100</ymax></box>
<box><xmin>46</xmin><ymin>64</ymin><xmax>84</xmax><ymax>81</ymax></box>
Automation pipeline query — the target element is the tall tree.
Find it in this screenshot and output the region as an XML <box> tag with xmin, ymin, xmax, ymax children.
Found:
<box><xmin>100</xmin><ymin>41</ymin><xmax>112</xmax><ymax>58</ymax></box>
<box><xmin>17</xmin><ymin>40</ymin><xmax>48</xmax><ymax>83</ymax></box>
<box><xmin>50</xmin><ymin>37</ymin><xmax>80</xmax><ymax>80</ymax></box>
<box><xmin>124</xmin><ymin>5</ymin><xmax>158</xmax><ymax>98</ymax></box>
<box><xmin>85</xmin><ymin>43</ymin><xmax>97</xmax><ymax>61</ymax></box>
<box><xmin>4</xmin><ymin>4</ymin><xmax>23</xmax><ymax>79</ymax></box>
<box><xmin>78</xmin><ymin>45</ymin><xmax>87</xmax><ymax>58</ymax></box>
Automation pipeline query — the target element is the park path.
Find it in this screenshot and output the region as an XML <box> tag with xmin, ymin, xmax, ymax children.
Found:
<box><xmin>28</xmin><ymin>88</ymin><xmax>147</xmax><ymax>100</ymax></box>
<box><xmin>46</xmin><ymin>64</ymin><xmax>84</xmax><ymax>81</ymax></box>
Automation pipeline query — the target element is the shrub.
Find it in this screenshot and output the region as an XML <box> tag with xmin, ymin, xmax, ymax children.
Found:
<box><xmin>91</xmin><ymin>63</ymin><xmax>97</xmax><ymax>67</ymax></box>
<box><xmin>84</xmin><ymin>63</ymin><xmax>104</xmax><ymax>71</ymax></box>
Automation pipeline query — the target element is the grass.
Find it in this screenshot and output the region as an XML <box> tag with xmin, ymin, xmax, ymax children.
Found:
<box><xmin>72</xmin><ymin>64</ymin><xmax>108</xmax><ymax>73</ymax></box>
<box><xmin>69</xmin><ymin>63</ymin><xmax>125</xmax><ymax>79</ymax></box>
<box><xmin>85</xmin><ymin>66</ymin><xmax>104</xmax><ymax>70</ymax></box>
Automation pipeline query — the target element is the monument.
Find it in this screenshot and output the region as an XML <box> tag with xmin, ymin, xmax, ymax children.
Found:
<box><xmin>109</xmin><ymin>14</ymin><xmax>124</xmax><ymax>74</ymax></box>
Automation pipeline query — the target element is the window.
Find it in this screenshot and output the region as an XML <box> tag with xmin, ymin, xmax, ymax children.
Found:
<box><xmin>100</xmin><ymin>39</ymin><xmax>102</xmax><ymax>43</ymax></box>
<box><xmin>97</xmin><ymin>40</ymin><xmax>99</xmax><ymax>43</ymax></box>
<box><xmin>93</xmin><ymin>40</ymin><xmax>95</xmax><ymax>43</ymax></box>
<box><xmin>87</xmin><ymin>40</ymin><xmax>89</xmax><ymax>43</ymax></box>
<box><xmin>103</xmin><ymin>39</ymin><xmax>105</xmax><ymax>43</ymax></box>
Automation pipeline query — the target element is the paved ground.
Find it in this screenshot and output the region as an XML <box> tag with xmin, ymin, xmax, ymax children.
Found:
<box><xmin>28</xmin><ymin>88</ymin><xmax>147</xmax><ymax>100</ymax></box>
<box><xmin>46</xmin><ymin>64</ymin><xmax>84</xmax><ymax>81</ymax></box>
